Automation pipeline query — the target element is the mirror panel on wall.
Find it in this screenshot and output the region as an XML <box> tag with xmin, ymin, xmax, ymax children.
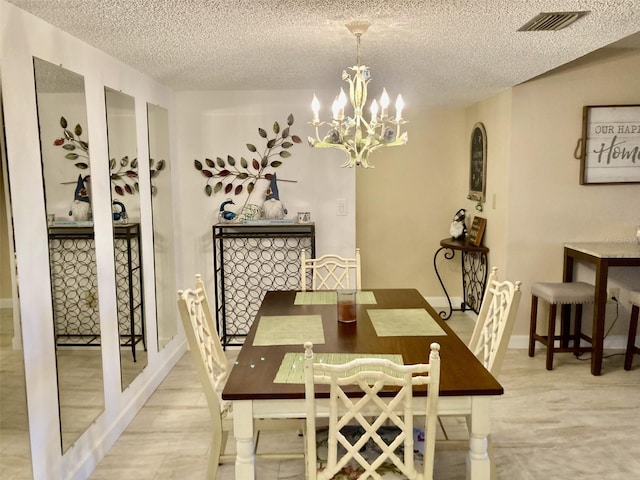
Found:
<box><xmin>104</xmin><ymin>88</ymin><xmax>147</xmax><ymax>390</ymax></box>
<box><xmin>0</xmin><ymin>80</ymin><xmax>34</xmax><ymax>478</ymax></box>
<box><xmin>33</xmin><ymin>57</ymin><xmax>104</xmax><ymax>452</ymax></box>
<box><xmin>147</xmin><ymin>103</ymin><xmax>177</xmax><ymax>350</ymax></box>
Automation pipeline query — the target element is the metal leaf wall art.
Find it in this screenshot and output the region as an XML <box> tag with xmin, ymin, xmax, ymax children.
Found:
<box><xmin>193</xmin><ymin>113</ymin><xmax>301</xmax><ymax>197</ymax></box>
<box><xmin>54</xmin><ymin>116</ymin><xmax>165</xmax><ymax>196</ymax></box>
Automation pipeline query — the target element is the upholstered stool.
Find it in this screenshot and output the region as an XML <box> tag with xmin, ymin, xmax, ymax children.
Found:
<box><xmin>528</xmin><ymin>282</ymin><xmax>595</xmax><ymax>370</ymax></box>
<box><xmin>624</xmin><ymin>291</ymin><xmax>640</xmax><ymax>371</ymax></box>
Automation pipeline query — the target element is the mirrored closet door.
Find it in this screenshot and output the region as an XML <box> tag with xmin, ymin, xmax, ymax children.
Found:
<box><xmin>33</xmin><ymin>57</ymin><xmax>105</xmax><ymax>452</ymax></box>
<box><xmin>104</xmin><ymin>87</ymin><xmax>148</xmax><ymax>390</ymax></box>
<box><xmin>147</xmin><ymin>103</ymin><xmax>177</xmax><ymax>351</ymax></box>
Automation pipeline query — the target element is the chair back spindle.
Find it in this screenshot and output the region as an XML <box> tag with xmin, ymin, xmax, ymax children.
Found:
<box><xmin>304</xmin><ymin>341</ymin><xmax>441</xmax><ymax>480</ymax></box>
<box><xmin>468</xmin><ymin>267</ymin><xmax>522</xmax><ymax>377</ymax></box>
<box><xmin>301</xmin><ymin>248</ymin><xmax>362</xmax><ymax>290</ymax></box>
<box><xmin>177</xmin><ymin>275</ymin><xmax>230</xmax><ymax>478</ymax></box>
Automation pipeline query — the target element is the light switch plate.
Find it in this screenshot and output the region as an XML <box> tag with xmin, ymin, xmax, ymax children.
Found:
<box><xmin>337</xmin><ymin>198</ymin><xmax>347</xmax><ymax>216</ymax></box>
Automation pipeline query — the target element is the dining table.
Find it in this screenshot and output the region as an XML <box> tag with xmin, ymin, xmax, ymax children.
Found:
<box><xmin>562</xmin><ymin>241</ymin><xmax>640</xmax><ymax>375</ymax></box>
<box><xmin>221</xmin><ymin>288</ymin><xmax>503</xmax><ymax>480</ymax></box>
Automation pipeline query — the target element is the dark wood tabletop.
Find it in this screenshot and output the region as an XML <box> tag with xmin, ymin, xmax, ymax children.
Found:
<box><xmin>222</xmin><ymin>289</ymin><xmax>503</xmax><ymax>400</ymax></box>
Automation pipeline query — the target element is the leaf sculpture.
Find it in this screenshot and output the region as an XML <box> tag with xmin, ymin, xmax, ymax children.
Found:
<box><xmin>54</xmin><ymin>116</ymin><xmax>166</xmax><ymax>196</ymax></box>
<box><xmin>194</xmin><ymin>113</ymin><xmax>301</xmax><ymax>197</ymax></box>
<box><xmin>54</xmin><ymin>116</ymin><xmax>90</xmax><ymax>169</ymax></box>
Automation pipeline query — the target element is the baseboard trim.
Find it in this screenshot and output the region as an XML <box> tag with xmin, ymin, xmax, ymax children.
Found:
<box><xmin>0</xmin><ymin>298</ymin><xmax>14</xmax><ymax>308</ymax></box>
<box><xmin>424</xmin><ymin>296</ymin><xmax>464</xmax><ymax>311</ymax></box>
<box><xmin>509</xmin><ymin>334</ymin><xmax>631</xmax><ymax>350</ymax></box>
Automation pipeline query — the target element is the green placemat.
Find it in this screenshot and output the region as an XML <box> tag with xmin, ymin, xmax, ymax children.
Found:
<box><xmin>368</xmin><ymin>309</ymin><xmax>446</xmax><ymax>336</ymax></box>
<box><xmin>253</xmin><ymin>314</ymin><xmax>325</xmax><ymax>346</ymax></box>
<box><xmin>294</xmin><ymin>291</ymin><xmax>377</xmax><ymax>305</ymax></box>
<box><xmin>274</xmin><ymin>352</ymin><xmax>404</xmax><ymax>383</ymax></box>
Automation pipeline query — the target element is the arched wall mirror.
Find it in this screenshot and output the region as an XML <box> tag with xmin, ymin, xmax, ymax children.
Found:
<box><xmin>146</xmin><ymin>103</ymin><xmax>177</xmax><ymax>350</ymax></box>
<box><xmin>33</xmin><ymin>57</ymin><xmax>105</xmax><ymax>452</ymax></box>
<box><xmin>104</xmin><ymin>88</ymin><xmax>147</xmax><ymax>390</ymax></box>
<box><xmin>0</xmin><ymin>78</ymin><xmax>34</xmax><ymax>478</ymax></box>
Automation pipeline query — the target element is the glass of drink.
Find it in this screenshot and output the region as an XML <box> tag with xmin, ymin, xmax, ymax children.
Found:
<box><xmin>337</xmin><ymin>289</ymin><xmax>357</xmax><ymax>323</ymax></box>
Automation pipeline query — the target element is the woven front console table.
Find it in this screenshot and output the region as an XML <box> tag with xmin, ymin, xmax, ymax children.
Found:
<box><xmin>433</xmin><ymin>237</ymin><xmax>489</xmax><ymax>320</ymax></box>
<box><xmin>213</xmin><ymin>223</ymin><xmax>316</xmax><ymax>347</ymax></box>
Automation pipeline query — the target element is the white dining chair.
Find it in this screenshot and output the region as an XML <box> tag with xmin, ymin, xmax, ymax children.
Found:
<box><xmin>177</xmin><ymin>275</ymin><xmax>302</xmax><ymax>478</ymax></box>
<box><xmin>303</xmin><ymin>341</ymin><xmax>441</xmax><ymax>480</ymax></box>
<box><xmin>468</xmin><ymin>267</ymin><xmax>522</xmax><ymax>378</ymax></box>
<box><xmin>438</xmin><ymin>267</ymin><xmax>521</xmax><ymax>443</ymax></box>
<box><xmin>300</xmin><ymin>248</ymin><xmax>362</xmax><ymax>290</ymax></box>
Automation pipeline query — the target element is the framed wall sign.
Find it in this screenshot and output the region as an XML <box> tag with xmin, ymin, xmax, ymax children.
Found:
<box><xmin>468</xmin><ymin>122</ymin><xmax>487</xmax><ymax>201</ymax></box>
<box><xmin>579</xmin><ymin>104</ymin><xmax>640</xmax><ymax>185</ymax></box>
<box><xmin>467</xmin><ymin>216</ymin><xmax>486</xmax><ymax>247</ymax></box>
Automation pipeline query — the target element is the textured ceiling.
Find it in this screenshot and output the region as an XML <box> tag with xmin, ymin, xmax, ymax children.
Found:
<box><xmin>8</xmin><ymin>0</ymin><xmax>640</xmax><ymax>107</ymax></box>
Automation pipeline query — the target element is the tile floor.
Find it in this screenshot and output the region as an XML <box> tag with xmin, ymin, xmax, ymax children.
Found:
<box><xmin>3</xmin><ymin>309</ymin><xmax>640</xmax><ymax>479</ymax></box>
<box><xmin>0</xmin><ymin>308</ymin><xmax>32</xmax><ymax>480</ymax></box>
<box><xmin>91</xmin><ymin>313</ymin><xmax>640</xmax><ymax>479</ymax></box>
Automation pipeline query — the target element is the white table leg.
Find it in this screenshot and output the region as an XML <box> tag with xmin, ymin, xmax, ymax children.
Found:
<box><xmin>233</xmin><ymin>400</ymin><xmax>256</xmax><ymax>479</ymax></box>
<box><xmin>466</xmin><ymin>396</ymin><xmax>491</xmax><ymax>480</ymax></box>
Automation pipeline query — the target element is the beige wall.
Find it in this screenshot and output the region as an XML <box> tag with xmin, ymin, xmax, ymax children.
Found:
<box><xmin>356</xmin><ymin>107</ymin><xmax>466</xmax><ymax>296</ymax></box>
<box><xmin>357</xmin><ymin>47</ymin><xmax>640</xmax><ymax>344</ymax></box>
<box><xmin>507</xmin><ymin>48</ymin><xmax>640</xmax><ymax>338</ymax></box>
<box><xmin>355</xmin><ymin>96</ymin><xmax>513</xmax><ymax>302</ymax></box>
<box><xmin>464</xmin><ymin>90</ymin><xmax>512</xmax><ymax>276</ymax></box>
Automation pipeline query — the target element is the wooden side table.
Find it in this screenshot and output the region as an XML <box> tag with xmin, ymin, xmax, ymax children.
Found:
<box><xmin>562</xmin><ymin>242</ymin><xmax>640</xmax><ymax>375</ymax></box>
<box><xmin>433</xmin><ymin>238</ymin><xmax>489</xmax><ymax>320</ymax></box>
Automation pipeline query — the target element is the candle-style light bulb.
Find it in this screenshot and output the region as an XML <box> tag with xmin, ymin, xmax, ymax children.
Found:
<box><xmin>380</xmin><ymin>88</ymin><xmax>390</xmax><ymax>117</ymax></box>
<box><xmin>370</xmin><ymin>99</ymin><xmax>379</xmax><ymax>123</ymax></box>
<box><xmin>331</xmin><ymin>97</ymin><xmax>340</xmax><ymax>120</ymax></box>
<box><xmin>337</xmin><ymin>88</ymin><xmax>347</xmax><ymax>118</ymax></box>
<box><xmin>311</xmin><ymin>95</ymin><xmax>320</xmax><ymax>123</ymax></box>
<box><xmin>395</xmin><ymin>94</ymin><xmax>404</xmax><ymax>121</ymax></box>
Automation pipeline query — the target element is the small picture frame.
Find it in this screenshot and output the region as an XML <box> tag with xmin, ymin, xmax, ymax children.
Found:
<box><xmin>579</xmin><ymin>104</ymin><xmax>640</xmax><ymax>184</ymax></box>
<box><xmin>467</xmin><ymin>216</ymin><xmax>486</xmax><ymax>247</ymax></box>
<box><xmin>468</xmin><ymin>122</ymin><xmax>487</xmax><ymax>202</ymax></box>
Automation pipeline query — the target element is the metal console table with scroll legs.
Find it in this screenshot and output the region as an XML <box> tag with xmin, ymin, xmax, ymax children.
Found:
<box><xmin>433</xmin><ymin>237</ymin><xmax>489</xmax><ymax>320</ymax></box>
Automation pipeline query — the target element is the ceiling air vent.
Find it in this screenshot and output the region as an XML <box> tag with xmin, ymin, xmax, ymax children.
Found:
<box><xmin>518</xmin><ymin>11</ymin><xmax>589</xmax><ymax>31</ymax></box>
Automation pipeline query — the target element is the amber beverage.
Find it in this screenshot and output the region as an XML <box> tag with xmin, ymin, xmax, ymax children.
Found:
<box><xmin>337</xmin><ymin>289</ymin><xmax>357</xmax><ymax>323</ymax></box>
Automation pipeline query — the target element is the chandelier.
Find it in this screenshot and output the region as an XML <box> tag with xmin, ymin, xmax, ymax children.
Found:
<box><xmin>308</xmin><ymin>21</ymin><xmax>408</xmax><ymax>168</ymax></box>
